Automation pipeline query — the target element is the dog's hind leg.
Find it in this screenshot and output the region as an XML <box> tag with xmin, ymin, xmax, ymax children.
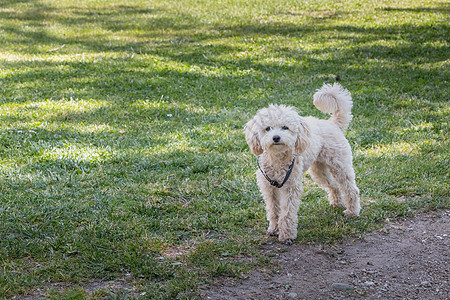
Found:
<box><xmin>309</xmin><ymin>162</ymin><xmax>344</xmax><ymax>208</ymax></box>
<box><xmin>328</xmin><ymin>161</ymin><xmax>361</xmax><ymax>217</ymax></box>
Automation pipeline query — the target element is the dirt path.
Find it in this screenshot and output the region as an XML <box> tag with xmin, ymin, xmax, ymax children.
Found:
<box><xmin>202</xmin><ymin>210</ymin><xmax>449</xmax><ymax>300</ymax></box>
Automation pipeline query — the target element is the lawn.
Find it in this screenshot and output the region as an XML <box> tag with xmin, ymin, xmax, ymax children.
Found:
<box><xmin>0</xmin><ymin>0</ymin><xmax>448</xmax><ymax>298</ymax></box>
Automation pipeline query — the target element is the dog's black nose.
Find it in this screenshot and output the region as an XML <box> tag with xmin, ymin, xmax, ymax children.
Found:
<box><xmin>273</xmin><ymin>135</ymin><xmax>281</xmax><ymax>143</ymax></box>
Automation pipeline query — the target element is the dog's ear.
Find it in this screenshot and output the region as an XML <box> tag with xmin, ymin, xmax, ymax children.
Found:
<box><xmin>244</xmin><ymin>118</ymin><xmax>263</xmax><ymax>156</ymax></box>
<box><xmin>295</xmin><ymin>118</ymin><xmax>311</xmax><ymax>153</ymax></box>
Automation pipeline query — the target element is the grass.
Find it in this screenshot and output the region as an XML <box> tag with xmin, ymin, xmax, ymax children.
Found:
<box><xmin>0</xmin><ymin>0</ymin><xmax>448</xmax><ymax>298</ymax></box>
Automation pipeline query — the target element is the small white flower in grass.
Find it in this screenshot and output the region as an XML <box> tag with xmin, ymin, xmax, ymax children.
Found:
<box><xmin>167</xmin><ymin>114</ymin><xmax>173</xmax><ymax>117</ymax></box>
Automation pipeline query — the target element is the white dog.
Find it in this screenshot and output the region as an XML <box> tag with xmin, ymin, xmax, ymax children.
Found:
<box><xmin>244</xmin><ymin>83</ymin><xmax>361</xmax><ymax>245</ymax></box>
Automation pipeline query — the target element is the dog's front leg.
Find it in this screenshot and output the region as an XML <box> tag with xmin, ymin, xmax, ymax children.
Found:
<box><xmin>264</xmin><ymin>188</ymin><xmax>279</xmax><ymax>236</ymax></box>
<box><xmin>277</xmin><ymin>186</ymin><xmax>301</xmax><ymax>245</ymax></box>
<box><xmin>257</xmin><ymin>175</ymin><xmax>280</xmax><ymax>236</ymax></box>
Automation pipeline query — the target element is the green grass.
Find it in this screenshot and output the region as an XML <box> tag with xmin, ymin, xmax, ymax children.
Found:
<box><xmin>0</xmin><ymin>0</ymin><xmax>448</xmax><ymax>298</ymax></box>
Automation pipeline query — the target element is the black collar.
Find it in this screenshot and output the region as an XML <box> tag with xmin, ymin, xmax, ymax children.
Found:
<box><xmin>257</xmin><ymin>155</ymin><xmax>296</xmax><ymax>188</ymax></box>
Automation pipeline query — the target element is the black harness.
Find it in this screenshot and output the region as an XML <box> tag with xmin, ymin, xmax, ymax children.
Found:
<box><xmin>257</xmin><ymin>156</ymin><xmax>296</xmax><ymax>188</ymax></box>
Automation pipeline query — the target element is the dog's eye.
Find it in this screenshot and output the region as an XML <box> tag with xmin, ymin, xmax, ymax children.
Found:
<box><xmin>282</xmin><ymin>126</ymin><xmax>289</xmax><ymax>130</ymax></box>
<box><xmin>265</xmin><ymin>127</ymin><xmax>271</xmax><ymax>132</ymax></box>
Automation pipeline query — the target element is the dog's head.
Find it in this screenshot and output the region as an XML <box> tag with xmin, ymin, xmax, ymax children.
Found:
<box><xmin>244</xmin><ymin>104</ymin><xmax>310</xmax><ymax>156</ymax></box>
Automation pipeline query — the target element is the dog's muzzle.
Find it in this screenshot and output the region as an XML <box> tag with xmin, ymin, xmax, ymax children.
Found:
<box><xmin>272</xmin><ymin>135</ymin><xmax>281</xmax><ymax>143</ymax></box>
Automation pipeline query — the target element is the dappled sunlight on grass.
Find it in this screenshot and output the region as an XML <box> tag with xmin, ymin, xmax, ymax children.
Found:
<box><xmin>27</xmin><ymin>98</ymin><xmax>107</xmax><ymax>112</ymax></box>
<box><xmin>132</xmin><ymin>99</ymin><xmax>209</xmax><ymax>116</ymax></box>
<box><xmin>0</xmin><ymin>99</ymin><xmax>116</xmax><ymax>132</ymax></box>
<box><xmin>0</xmin><ymin>0</ymin><xmax>448</xmax><ymax>297</ymax></box>
<box><xmin>357</xmin><ymin>141</ymin><xmax>418</xmax><ymax>158</ymax></box>
<box><xmin>40</xmin><ymin>144</ymin><xmax>113</xmax><ymax>164</ymax></box>
<box><xmin>402</xmin><ymin>122</ymin><xmax>435</xmax><ymax>133</ymax></box>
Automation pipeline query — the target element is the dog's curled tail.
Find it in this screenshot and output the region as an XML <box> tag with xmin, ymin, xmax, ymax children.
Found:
<box><xmin>313</xmin><ymin>83</ymin><xmax>353</xmax><ymax>131</ymax></box>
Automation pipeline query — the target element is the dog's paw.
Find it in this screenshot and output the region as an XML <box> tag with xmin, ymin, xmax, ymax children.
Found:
<box><xmin>331</xmin><ymin>202</ymin><xmax>345</xmax><ymax>208</ymax></box>
<box><xmin>283</xmin><ymin>239</ymin><xmax>293</xmax><ymax>246</ymax></box>
<box><xmin>267</xmin><ymin>227</ymin><xmax>279</xmax><ymax>236</ymax></box>
<box><xmin>344</xmin><ymin>209</ymin><xmax>359</xmax><ymax>218</ymax></box>
<box><xmin>329</xmin><ymin>196</ymin><xmax>345</xmax><ymax>208</ymax></box>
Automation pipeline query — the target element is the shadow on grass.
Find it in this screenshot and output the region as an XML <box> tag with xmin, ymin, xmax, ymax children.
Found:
<box><xmin>1</xmin><ymin>1</ymin><xmax>448</xmax><ymax>107</ymax></box>
<box><xmin>0</xmin><ymin>2</ymin><xmax>448</xmax><ymax>297</ymax></box>
<box><xmin>381</xmin><ymin>3</ymin><xmax>450</xmax><ymax>14</ymax></box>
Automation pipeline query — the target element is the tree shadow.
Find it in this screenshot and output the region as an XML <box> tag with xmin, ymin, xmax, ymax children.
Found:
<box><xmin>1</xmin><ymin>3</ymin><xmax>448</xmax><ymax>296</ymax></box>
<box><xmin>1</xmin><ymin>0</ymin><xmax>447</xmax><ymax>108</ymax></box>
<box><xmin>1</xmin><ymin>1</ymin><xmax>447</xmax><ymax>165</ymax></box>
<box><xmin>381</xmin><ymin>3</ymin><xmax>450</xmax><ymax>14</ymax></box>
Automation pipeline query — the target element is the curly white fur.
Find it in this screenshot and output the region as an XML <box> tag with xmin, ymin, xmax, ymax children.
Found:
<box><xmin>245</xmin><ymin>83</ymin><xmax>361</xmax><ymax>244</ymax></box>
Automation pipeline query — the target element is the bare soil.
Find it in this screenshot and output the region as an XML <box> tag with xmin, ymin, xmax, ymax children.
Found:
<box><xmin>202</xmin><ymin>210</ymin><xmax>449</xmax><ymax>300</ymax></box>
